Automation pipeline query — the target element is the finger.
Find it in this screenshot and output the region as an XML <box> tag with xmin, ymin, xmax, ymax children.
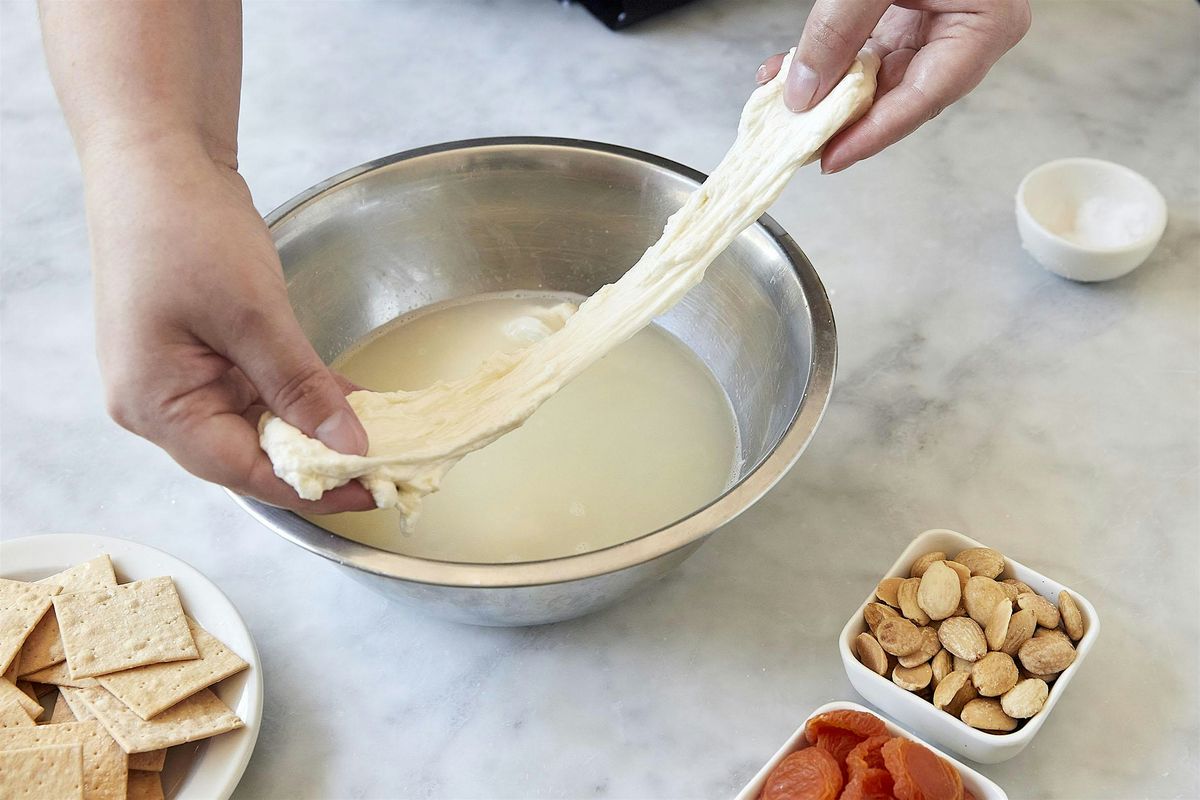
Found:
<box><xmin>221</xmin><ymin>307</ymin><xmax>369</xmax><ymax>456</ymax></box>
<box><xmin>874</xmin><ymin>45</ymin><xmax>918</xmax><ymax>99</ymax></box>
<box><xmin>164</xmin><ymin>407</ymin><xmax>376</xmax><ymax>514</ymax></box>
<box><xmin>755</xmin><ymin>52</ymin><xmax>787</xmax><ymax>84</ymax></box>
<box><xmin>788</xmin><ymin>0</ymin><xmax>892</xmax><ymax>111</ymax></box>
<box><xmin>332</xmin><ymin>372</ymin><xmax>365</xmax><ymax>394</ymax></box>
<box><xmin>820</xmin><ymin>36</ymin><xmax>995</xmax><ymax>173</ymax></box>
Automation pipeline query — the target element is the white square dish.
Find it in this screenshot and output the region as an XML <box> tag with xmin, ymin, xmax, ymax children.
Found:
<box><xmin>839</xmin><ymin>528</ymin><xmax>1099</xmax><ymax>764</ymax></box>
<box><xmin>735</xmin><ymin>700</ymin><xmax>1007</xmax><ymax>800</ymax></box>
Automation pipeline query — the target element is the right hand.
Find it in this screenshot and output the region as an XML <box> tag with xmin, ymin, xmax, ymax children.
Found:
<box><xmin>757</xmin><ymin>0</ymin><xmax>1030</xmax><ymax>173</ymax></box>
<box><xmin>83</xmin><ymin>134</ymin><xmax>375</xmax><ymax>513</ymax></box>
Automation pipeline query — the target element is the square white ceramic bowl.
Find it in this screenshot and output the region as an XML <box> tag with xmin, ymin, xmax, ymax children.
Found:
<box><xmin>735</xmin><ymin>700</ymin><xmax>1006</xmax><ymax>800</ymax></box>
<box><xmin>839</xmin><ymin>529</ymin><xmax>1099</xmax><ymax>764</ymax></box>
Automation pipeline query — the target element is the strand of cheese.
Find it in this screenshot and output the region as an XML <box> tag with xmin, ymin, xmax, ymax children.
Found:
<box><xmin>260</xmin><ymin>49</ymin><xmax>879</xmax><ymax>527</ymax></box>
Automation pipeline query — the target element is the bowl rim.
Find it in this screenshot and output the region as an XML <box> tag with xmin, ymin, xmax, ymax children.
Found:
<box><xmin>231</xmin><ymin>136</ymin><xmax>837</xmax><ymax>589</ymax></box>
<box><xmin>1014</xmin><ymin>156</ymin><xmax>1168</xmax><ymax>255</ymax></box>
<box><xmin>838</xmin><ymin>528</ymin><xmax>1100</xmax><ymax>755</ymax></box>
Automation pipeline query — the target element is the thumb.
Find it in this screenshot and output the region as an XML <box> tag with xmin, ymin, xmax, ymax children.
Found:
<box><xmin>227</xmin><ymin>311</ymin><xmax>369</xmax><ymax>456</ymax></box>
<box><xmin>788</xmin><ymin>0</ymin><xmax>890</xmax><ymax>112</ymax></box>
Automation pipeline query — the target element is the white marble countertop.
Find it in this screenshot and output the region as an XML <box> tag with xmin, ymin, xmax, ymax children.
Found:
<box><xmin>2</xmin><ymin>1</ymin><xmax>1197</xmax><ymax>798</ymax></box>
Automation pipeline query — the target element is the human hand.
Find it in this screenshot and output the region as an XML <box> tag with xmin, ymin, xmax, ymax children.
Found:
<box><xmin>758</xmin><ymin>0</ymin><xmax>1030</xmax><ymax>173</ymax></box>
<box><xmin>83</xmin><ymin>135</ymin><xmax>375</xmax><ymax>513</ymax></box>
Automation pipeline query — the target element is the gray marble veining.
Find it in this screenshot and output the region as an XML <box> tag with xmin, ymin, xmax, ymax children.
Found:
<box><xmin>2</xmin><ymin>1</ymin><xmax>1197</xmax><ymax>798</ymax></box>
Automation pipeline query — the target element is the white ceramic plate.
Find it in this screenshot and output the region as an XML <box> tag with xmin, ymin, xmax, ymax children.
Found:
<box><xmin>1</xmin><ymin>534</ymin><xmax>263</xmax><ymax>800</ymax></box>
<box><xmin>839</xmin><ymin>529</ymin><xmax>1099</xmax><ymax>764</ymax></box>
<box><xmin>735</xmin><ymin>700</ymin><xmax>1007</xmax><ymax>800</ymax></box>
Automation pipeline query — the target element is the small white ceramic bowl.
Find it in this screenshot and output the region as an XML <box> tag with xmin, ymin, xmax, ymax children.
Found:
<box><xmin>1</xmin><ymin>534</ymin><xmax>263</xmax><ymax>800</ymax></box>
<box><xmin>1015</xmin><ymin>157</ymin><xmax>1166</xmax><ymax>282</ymax></box>
<box><xmin>735</xmin><ymin>700</ymin><xmax>1007</xmax><ymax>800</ymax></box>
<box><xmin>839</xmin><ymin>529</ymin><xmax>1099</xmax><ymax>764</ymax></box>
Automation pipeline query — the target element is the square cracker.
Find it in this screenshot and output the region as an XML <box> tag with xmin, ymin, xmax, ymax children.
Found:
<box><xmin>3</xmin><ymin>648</ymin><xmax>20</xmax><ymax>683</ymax></box>
<box><xmin>20</xmin><ymin>557</ymin><xmax>118</xmax><ymax>676</ymax></box>
<box><xmin>19</xmin><ymin>662</ymin><xmax>98</xmax><ymax>689</ymax></box>
<box><xmin>0</xmin><ymin>743</ymin><xmax>84</xmax><ymax>800</ymax></box>
<box><xmin>0</xmin><ymin>697</ymin><xmax>35</xmax><ymax>727</ymax></box>
<box><xmin>57</xmin><ymin>689</ymin><xmax>164</xmax><ymax>769</ymax></box>
<box><xmin>52</xmin><ymin>577</ymin><xmax>197</xmax><ymax>679</ymax></box>
<box><xmin>125</xmin><ymin>770</ymin><xmax>164</xmax><ymax>800</ymax></box>
<box><xmin>97</xmin><ymin>616</ymin><xmax>248</xmax><ymax>719</ymax></box>
<box><xmin>0</xmin><ymin>720</ymin><xmax>127</xmax><ymax>800</ymax></box>
<box><xmin>73</xmin><ymin>686</ymin><xmax>242</xmax><ymax>754</ymax></box>
<box><xmin>128</xmin><ymin>748</ymin><xmax>167</xmax><ymax>772</ymax></box>
<box><xmin>50</xmin><ymin>692</ymin><xmax>78</xmax><ymax>724</ymax></box>
<box><xmin>58</xmin><ymin>686</ymin><xmax>94</xmax><ymax>720</ymax></box>
<box><xmin>0</xmin><ymin>678</ymin><xmax>42</xmax><ymax>719</ymax></box>
<box><xmin>0</xmin><ymin>578</ymin><xmax>62</xmax><ymax>674</ymax></box>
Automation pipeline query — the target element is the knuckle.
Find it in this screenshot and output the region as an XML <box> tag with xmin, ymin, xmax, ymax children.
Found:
<box><xmin>101</xmin><ymin>365</ymin><xmax>151</xmax><ymax>434</ymax></box>
<box><xmin>269</xmin><ymin>361</ymin><xmax>330</xmax><ymax>419</ymax></box>
<box><xmin>805</xmin><ymin>14</ymin><xmax>853</xmax><ymax>56</ymax></box>
<box><xmin>105</xmin><ymin>388</ymin><xmax>141</xmax><ymax>433</ymax></box>
<box><xmin>1009</xmin><ymin>0</ymin><xmax>1033</xmax><ymax>40</ymax></box>
<box><xmin>226</xmin><ymin>303</ymin><xmax>271</xmax><ymax>341</ymax></box>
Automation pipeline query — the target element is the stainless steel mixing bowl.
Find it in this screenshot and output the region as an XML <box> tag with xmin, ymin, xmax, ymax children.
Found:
<box><xmin>231</xmin><ymin>137</ymin><xmax>836</xmax><ymax>626</ymax></box>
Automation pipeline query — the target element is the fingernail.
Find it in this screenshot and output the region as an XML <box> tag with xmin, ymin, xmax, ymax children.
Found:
<box><xmin>785</xmin><ymin>62</ymin><xmax>819</xmax><ymax>112</ymax></box>
<box><xmin>821</xmin><ymin>159</ymin><xmax>855</xmax><ymax>175</ymax></box>
<box><xmin>755</xmin><ymin>64</ymin><xmax>770</xmax><ymax>84</ymax></box>
<box><xmin>315</xmin><ymin>409</ymin><xmax>368</xmax><ymax>455</ymax></box>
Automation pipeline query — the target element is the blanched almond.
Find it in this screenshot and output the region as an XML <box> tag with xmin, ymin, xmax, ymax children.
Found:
<box><xmin>953</xmin><ymin>655</ymin><xmax>976</xmax><ymax>675</ymax></box>
<box><xmin>916</xmin><ymin>561</ymin><xmax>961</xmax><ymax>621</ymax></box>
<box><xmin>1021</xmin><ymin>667</ymin><xmax>1061</xmax><ymax>684</ymax></box>
<box><xmin>1017</xmin><ymin>593</ymin><xmax>1061</xmax><ymax>629</ymax></box>
<box><xmin>930</xmin><ymin>649</ymin><xmax>952</xmax><ymax>687</ymax></box>
<box><xmin>910</xmin><ymin>551</ymin><xmax>947</xmax><ymax>578</ymax></box>
<box><xmin>865</xmin><ymin>602</ymin><xmax>900</xmax><ymax>634</ymax></box>
<box><xmin>999</xmin><ymin>608</ymin><xmax>1037</xmax><ymax>656</ymax></box>
<box><xmin>1034</xmin><ymin>628</ymin><xmax>1072</xmax><ymax>645</ymax></box>
<box><xmin>898</xmin><ymin>626</ymin><xmax>941</xmax><ymax>668</ymax></box>
<box><xmin>1018</xmin><ymin>636</ymin><xmax>1076</xmax><ymax>675</ymax></box>
<box><xmin>1059</xmin><ymin>590</ymin><xmax>1084</xmax><ymax>640</ymax></box>
<box><xmin>971</xmin><ymin>652</ymin><xmax>1019</xmax><ymax>697</ymax></box>
<box><xmin>997</xmin><ymin>581</ymin><xmax>1021</xmax><ymax>603</ymax></box>
<box><xmin>893</xmin><ymin>662</ymin><xmax>933</xmax><ymax>691</ymax></box>
<box><xmin>985</xmin><ymin>600</ymin><xmax>1012</xmax><ymax>651</ymax></box>
<box><xmin>953</xmin><ymin>547</ymin><xmax>1005</xmax><ymax>578</ymax></box>
<box><xmin>1002</xmin><ymin>578</ymin><xmax>1035</xmax><ymax>595</ymax></box>
<box><xmin>855</xmin><ymin>632</ymin><xmax>888</xmax><ymax>675</ymax></box>
<box><xmin>932</xmin><ymin>670</ymin><xmax>977</xmax><ymax>716</ymax></box>
<box><xmin>937</xmin><ymin>617</ymin><xmax>987</xmax><ymax>662</ymax></box>
<box><xmin>875</xmin><ymin>577</ymin><xmax>904</xmax><ymax>607</ymax></box>
<box><xmin>876</xmin><ymin>616</ymin><xmax>923</xmax><ymax>656</ymax></box>
<box><xmin>964</xmin><ymin>576</ymin><xmax>1009</xmax><ymax>626</ymax></box>
<box><xmin>898</xmin><ymin>578</ymin><xmax>930</xmax><ymax>625</ymax></box>
<box><xmin>943</xmin><ymin>560</ymin><xmax>971</xmax><ymax>591</ymax></box>
<box><xmin>1001</xmin><ymin>678</ymin><xmax>1048</xmax><ymax>718</ymax></box>
<box><xmin>961</xmin><ymin>698</ymin><xmax>1018</xmax><ymax>732</ymax></box>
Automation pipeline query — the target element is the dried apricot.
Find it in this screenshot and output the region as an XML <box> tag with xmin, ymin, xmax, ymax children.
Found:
<box><xmin>839</xmin><ymin>767</ymin><xmax>895</xmax><ymax>800</ymax></box>
<box><xmin>760</xmin><ymin>746</ymin><xmax>844</xmax><ymax>800</ymax></box>
<box><xmin>805</xmin><ymin>710</ymin><xmax>889</xmax><ymax>783</ymax></box>
<box><xmin>814</xmin><ymin>729</ymin><xmax>862</xmax><ymax>781</ymax></box>
<box><xmin>882</xmin><ymin>737</ymin><xmax>964</xmax><ymax>800</ymax></box>
<box><xmin>805</xmin><ymin>710</ymin><xmax>889</xmax><ymax>742</ymax></box>
<box><xmin>845</xmin><ymin>735</ymin><xmax>891</xmax><ymax>779</ymax></box>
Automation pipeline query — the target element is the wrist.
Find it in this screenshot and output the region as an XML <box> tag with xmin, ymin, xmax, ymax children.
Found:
<box><xmin>76</xmin><ymin>120</ymin><xmax>238</xmax><ymax>179</ymax></box>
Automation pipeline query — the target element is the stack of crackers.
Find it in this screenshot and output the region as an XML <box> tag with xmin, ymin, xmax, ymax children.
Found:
<box><xmin>1</xmin><ymin>555</ymin><xmax>249</xmax><ymax>800</ymax></box>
